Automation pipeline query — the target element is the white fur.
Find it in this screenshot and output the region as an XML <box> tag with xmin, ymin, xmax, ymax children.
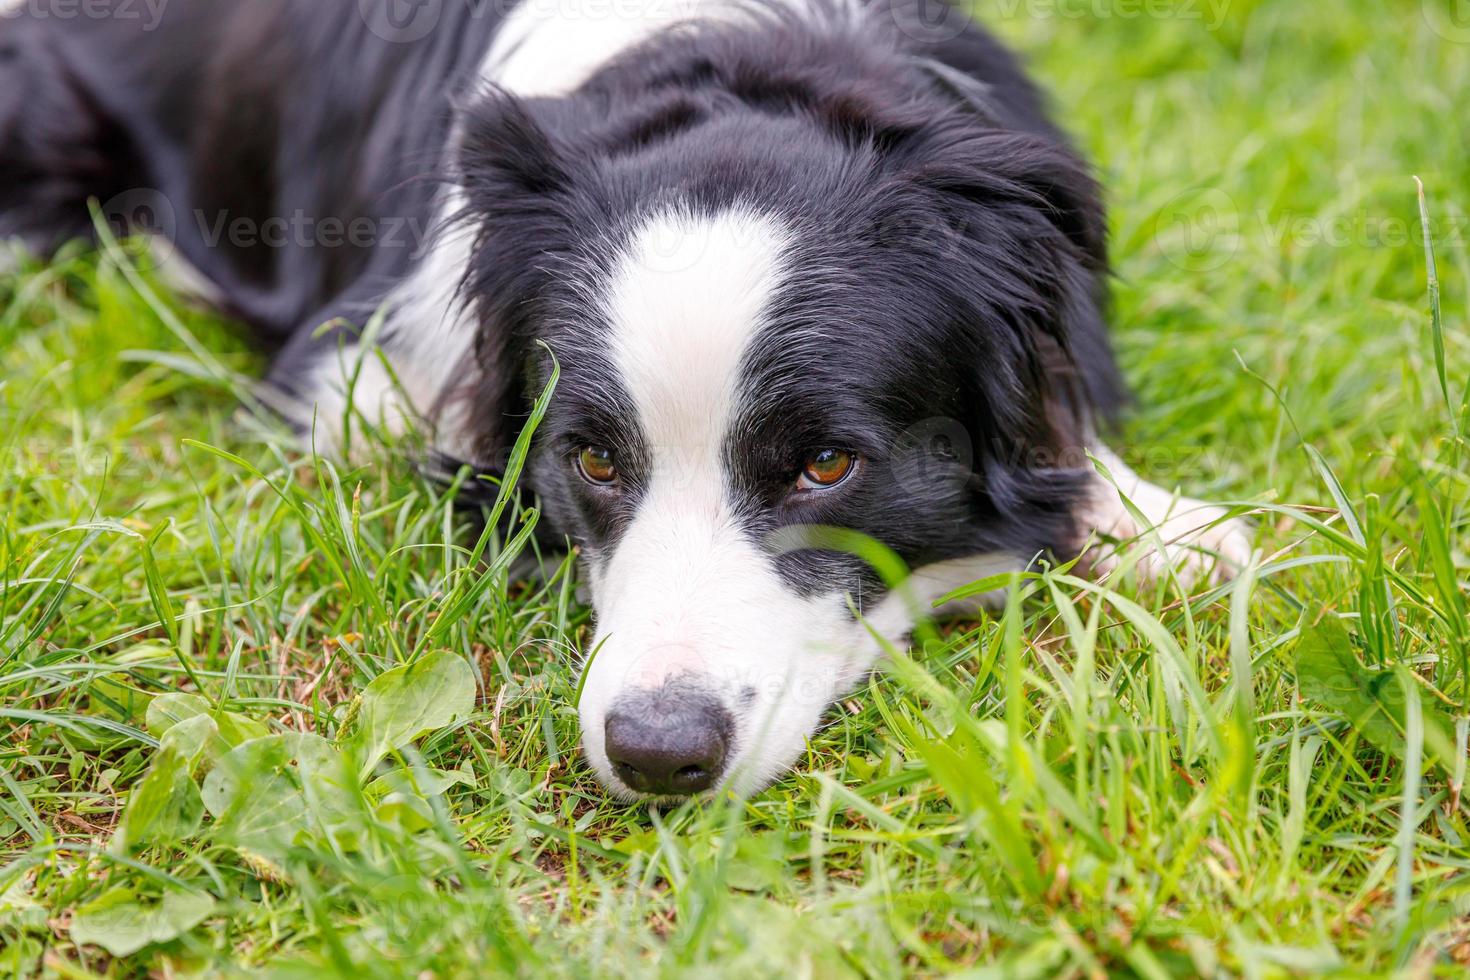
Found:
<box><xmin>479</xmin><ymin>0</ymin><xmax>865</xmax><ymax>98</ymax></box>
<box><xmin>483</xmin><ymin>0</ymin><xmax>712</xmax><ymax>99</ymax></box>
<box><xmin>602</xmin><ymin>207</ymin><xmax>785</xmax><ymax>472</ymax></box>
<box><xmin>373</xmin><ymin>191</ymin><xmax>482</xmax><ymax>461</ymax></box>
<box><xmin>1084</xmin><ymin>446</ymin><xmax>1253</xmax><ymax>586</ymax></box>
<box><xmin>288</xmin><ymin>344</ymin><xmax>423</xmax><ymax>459</ymax></box>
<box><xmin>576</xmin><ymin>208</ymin><xmax>857</xmax><ymax>797</ymax></box>
<box><xmin>869</xmin><ymin>552</ymin><xmax>1027</xmax><ymax>626</ymax></box>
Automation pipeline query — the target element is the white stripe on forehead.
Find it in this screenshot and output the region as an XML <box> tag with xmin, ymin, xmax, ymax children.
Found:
<box><xmin>604</xmin><ymin>209</ymin><xmax>791</xmax><ymax>462</ymax></box>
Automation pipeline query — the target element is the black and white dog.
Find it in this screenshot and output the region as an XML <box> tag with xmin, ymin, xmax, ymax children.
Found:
<box><xmin>1</xmin><ymin>0</ymin><xmax>1250</xmax><ymax>799</ymax></box>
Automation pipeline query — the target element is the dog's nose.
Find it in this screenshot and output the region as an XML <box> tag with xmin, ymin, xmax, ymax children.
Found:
<box><xmin>604</xmin><ymin>695</ymin><xmax>732</xmax><ymax>797</ymax></box>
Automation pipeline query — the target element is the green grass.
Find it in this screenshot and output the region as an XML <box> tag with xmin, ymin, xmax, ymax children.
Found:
<box><xmin>3</xmin><ymin>1</ymin><xmax>1469</xmax><ymax>975</ymax></box>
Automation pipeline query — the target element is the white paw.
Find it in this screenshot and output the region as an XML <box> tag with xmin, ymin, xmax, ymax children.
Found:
<box><xmin>1095</xmin><ymin>500</ymin><xmax>1253</xmax><ymax>588</ymax></box>
<box><xmin>1085</xmin><ymin>448</ymin><xmax>1254</xmax><ymax>589</ymax></box>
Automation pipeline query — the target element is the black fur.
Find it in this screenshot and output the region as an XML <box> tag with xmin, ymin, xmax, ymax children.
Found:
<box><xmin>2</xmin><ymin>0</ymin><xmax>1126</xmax><ymax>607</ymax></box>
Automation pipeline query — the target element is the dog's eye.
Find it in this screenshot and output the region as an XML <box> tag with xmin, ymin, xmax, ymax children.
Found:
<box><xmin>798</xmin><ymin>450</ymin><xmax>856</xmax><ymax>490</ymax></box>
<box><xmin>577</xmin><ymin>447</ymin><xmax>619</xmax><ymax>486</ymax></box>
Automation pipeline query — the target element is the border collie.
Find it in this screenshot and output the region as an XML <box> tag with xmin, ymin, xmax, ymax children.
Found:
<box><xmin>1</xmin><ymin>0</ymin><xmax>1251</xmax><ymax>800</ymax></box>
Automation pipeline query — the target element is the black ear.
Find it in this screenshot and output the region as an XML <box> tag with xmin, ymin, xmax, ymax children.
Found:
<box><xmin>457</xmin><ymin>90</ymin><xmax>575</xmax><ymax>203</ymax></box>
<box><xmin>911</xmin><ymin>123</ymin><xmax>1109</xmax><ymax>278</ymax></box>
<box><xmin>908</xmin><ymin>121</ymin><xmax>1126</xmax><ymax>455</ymax></box>
<box><xmin>447</xmin><ymin>92</ymin><xmax>579</xmax><ymax>469</ymax></box>
<box><xmin>882</xmin><ymin>120</ymin><xmax>1129</xmax><ymax>560</ymax></box>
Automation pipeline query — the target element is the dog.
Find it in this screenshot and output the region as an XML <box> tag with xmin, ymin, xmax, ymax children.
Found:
<box><xmin>1</xmin><ymin>0</ymin><xmax>1251</xmax><ymax>800</ymax></box>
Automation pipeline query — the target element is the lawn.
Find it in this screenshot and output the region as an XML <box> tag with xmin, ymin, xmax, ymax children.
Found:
<box><xmin>2</xmin><ymin>0</ymin><xmax>1469</xmax><ymax>975</ymax></box>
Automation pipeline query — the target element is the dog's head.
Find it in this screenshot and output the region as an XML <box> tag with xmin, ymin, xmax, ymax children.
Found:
<box><xmin>446</xmin><ymin>26</ymin><xmax>1120</xmax><ymax>800</ymax></box>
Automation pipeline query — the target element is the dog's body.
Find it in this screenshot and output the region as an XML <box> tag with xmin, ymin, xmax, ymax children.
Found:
<box><xmin>2</xmin><ymin>0</ymin><xmax>1250</xmax><ymax>798</ymax></box>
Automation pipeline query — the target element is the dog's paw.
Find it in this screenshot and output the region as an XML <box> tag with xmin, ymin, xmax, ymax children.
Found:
<box><xmin>1090</xmin><ymin>500</ymin><xmax>1253</xmax><ymax>588</ymax></box>
<box><xmin>1084</xmin><ymin>449</ymin><xmax>1254</xmax><ymax>589</ymax></box>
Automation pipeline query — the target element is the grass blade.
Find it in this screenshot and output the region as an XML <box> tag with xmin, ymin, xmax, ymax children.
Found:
<box><xmin>1414</xmin><ymin>178</ymin><xmax>1456</xmax><ymax>434</ymax></box>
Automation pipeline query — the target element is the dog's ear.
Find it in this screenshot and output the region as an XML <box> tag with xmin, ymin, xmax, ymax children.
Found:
<box><xmin>446</xmin><ymin>92</ymin><xmax>579</xmax><ymax>471</ymax></box>
<box><xmin>907</xmin><ymin>123</ymin><xmax>1125</xmax><ymax>456</ymax></box>
<box><xmin>458</xmin><ymin>90</ymin><xmax>575</xmax><ymax>204</ymax></box>
<box><xmin>886</xmin><ymin>121</ymin><xmax>1128</xmax><ymax>556</ymax></box>
<box><xmin>910</xmin><ymin>123</ymin><xmax>1109</xmax><ymax>282</ymax></box>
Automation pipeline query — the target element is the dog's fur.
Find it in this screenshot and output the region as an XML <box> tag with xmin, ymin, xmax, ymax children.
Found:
<box><xmin>1</xmin><ymin>0</ymin><xmax>1251</xmax><ymax>798</ymax></box>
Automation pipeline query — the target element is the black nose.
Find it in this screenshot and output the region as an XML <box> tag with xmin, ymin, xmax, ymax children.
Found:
<box><xmin>604</xmin><ymin>693</ymin><xmax>732</xmax><ymax>797</ymax></box>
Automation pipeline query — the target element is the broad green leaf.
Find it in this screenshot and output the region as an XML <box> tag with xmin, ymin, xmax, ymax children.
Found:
<box><xmin>201</xmin><ymin>733</ymin><xmax>359</xmax><ymax>869</ymax></box>
<box><xmin>157</xmin><ymin>713</ymin><xmax>219</xmax><ymax>768</ymax></box>
<box><xmin>687</xmin><ymin>833</ymin><xmax>787</xmax><ymax>894</ymax></box>
<box><xmin>70</xmin><ymin>887</ymin><xmax>215</xmax><ymax>957</ymax></box>
<box><xmin>1295</xmin><ymin>620</ymin><xmax>1457</xmax><ymax>772</ymax></box>
<box><xmin>351</xmin><ymin>651</ymin><xmax>477</xmax><ymax>776</ymax></box>
<box><xmin>147</xmin><ymin>693</ymin><xmax>269</xmax><ymax>747</ymax></box>
<box><xmin>79</xmin><ymin>646</ymin><xmax>173</xmax><ymax>728</ymax></box>
<box><xmin>375</xmin><ymin>795</ymin><xmax>433</xmax><ymax>832</ymax></box>
<box><xmin>87</xmin><ymin>675</ymin><xmax>154</xmax><ymax>726</ymax></box>
<box><xmin>0</xmin><ymin>876</ymin><xmax>46</xmax><ymax>933</ymax></box>
<box><xmin>366</xmin><ymin>766</ymin><xmax>474</xmax><ymax>802</ymax></box>
<box><xmin>370</xmin><ymin>767</ymin><xmax>474</xmax><ymax>833</ymax></box>
<box><xmin>111</xmin><ymin>715</ymin><xmax>217</xmax><ymax>854</ymax></box>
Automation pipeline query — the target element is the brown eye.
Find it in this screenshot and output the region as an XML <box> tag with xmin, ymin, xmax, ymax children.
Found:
<box><xmin>799</xmin><ymin>449</ymin><xmax>856</xmax><ymax>490</ymax></box>
<box><xmin>577</xmin><ymin>447</ymin><xmax>619</xmax><ymax>486</ymax></box>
